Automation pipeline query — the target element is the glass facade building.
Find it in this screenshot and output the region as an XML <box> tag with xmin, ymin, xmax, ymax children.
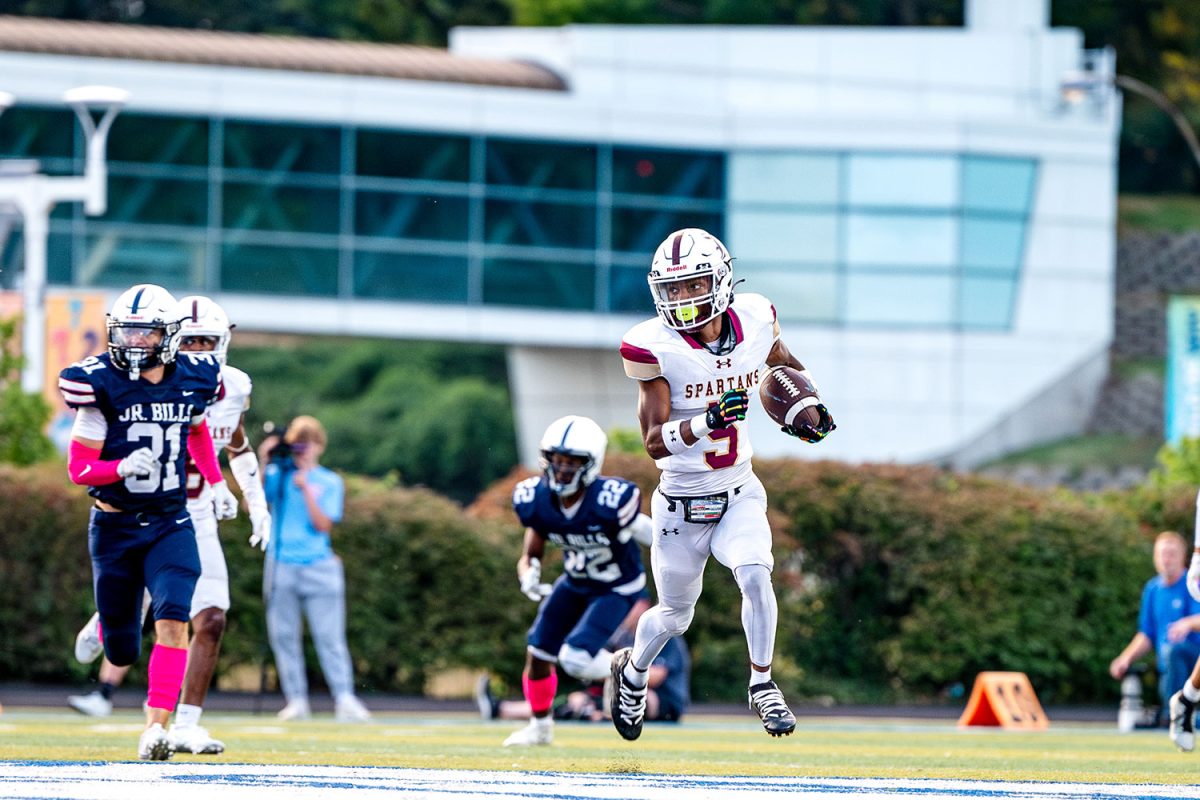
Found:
<box><xmin>0</xmin><ymin>107</ymin><xmax>1035</xmax><ymax>331</ymax></box>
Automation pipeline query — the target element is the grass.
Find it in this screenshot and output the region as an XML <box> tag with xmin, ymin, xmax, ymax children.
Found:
<box><xmin>0</xmin><ymin>708</ymin><xmax>1198</xmax><ymax>784</ymax></box>
<box><xmin>1119</xmin><ymin>193</ymin><xmax>1200</xmax><ymax>233</ymax></box>
<box><xmin>981</xmin><ymin>434</ymin><xmax>1163</xmax><ymax>471</ymax></box>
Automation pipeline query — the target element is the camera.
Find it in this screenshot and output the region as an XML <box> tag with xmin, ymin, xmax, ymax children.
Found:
<box><xmin>263</xmin><ymin>420</ymin><xmax>298</xmax><ymax>468</ymax></box>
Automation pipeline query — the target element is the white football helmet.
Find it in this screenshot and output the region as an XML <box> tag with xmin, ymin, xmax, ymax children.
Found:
<box><xmin>648</xmin><ymin>228</ymin><xmax>734</xmax><ymax>331</ymax></box>
<box><xmin>106</xmin><ymin>284</ymin><xmax>182</xmax><ymax>377</ymax></box>
<box><xmin>538</xmin><ymin>415</ymin><xmax>607</xmax><ymax>497</ymax></box>
<box><xmin>177</xmin><ymin>295</ymin><xmax>233</xmax><ymax>364</ymax></box>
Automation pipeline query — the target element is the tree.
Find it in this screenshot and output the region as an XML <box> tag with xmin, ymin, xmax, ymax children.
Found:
<box><xmin>0</xmin><ymin>314</ymin><xmax>54</xmax><ymax>466</ymax></box>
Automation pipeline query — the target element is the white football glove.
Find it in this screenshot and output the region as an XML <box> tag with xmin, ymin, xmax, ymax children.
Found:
<box><xmin>248</xmin><ymin>507</ymin><xmax>272</xmax><ymax>552</ymax></box>
<box><xmin>1189</xmin><ymin>552</ymin><xmax>1200</xmax><ymax>603</ymax></box>
<box><xmin>117</xmin><ymin>447</ymin><xmax>157</xmax><ymax>478</ymax></box>
<box><xmin>212</xmin><ymin>481</ymin><xmax>239</xmax><ymax>521</ymax></box>
<box><xmin>519</xmin><ymin>557</ymin><xmax>553</xmax><ymax>602</ymax></box>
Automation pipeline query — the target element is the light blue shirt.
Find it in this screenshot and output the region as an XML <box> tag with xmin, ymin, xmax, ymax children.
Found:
<box><xmin>263</xmin><ymin>463</ymin><xmax>344</xmax><ymax>565</ymax></box>
<box><xmin>1138</xmin><ymin>573</ymin><xmax>1200</xmax><ymax>672</ymax></box>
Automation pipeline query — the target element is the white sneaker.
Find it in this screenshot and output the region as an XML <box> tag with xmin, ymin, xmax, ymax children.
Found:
<box><xmin>1170</xmin><ymin>690</ymin><xmax>1196</xmax><ymax>753</ymax></box>
<box><xmin>335</xmin><ymin>694</ymin><xmax>371</xmax><ymax>722</ymax></box>
<box><xmin>168</xmin><ymin>724</ymin><xmax>225</xmax><ymax>754</ymax></box>
<box><xmin>74</xmin><ymin>613</ymin><xmax>103</xmax><ymax>664</ymax></box>
<box><xmin>67</xmin><ymin>690</ymin><xmax>112</xmax><ymax>717</ymax></box>
<box><xmin>502</xmin><ymin>719</ymin><xmax>553</xmax><ymax>747</ymax></box>
<box><xmin>277</xmin><ymin>698</ymin><xmax>311</xmax><ymax>721</ymax></box>
<box><xmin>137</xmin><ymin>722</ymin><xmax>174</xmax><ymax>761</ymax></box>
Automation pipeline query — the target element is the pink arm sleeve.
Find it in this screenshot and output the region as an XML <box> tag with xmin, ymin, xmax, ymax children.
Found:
<box><xmin>187</xmin><ymin>419</ymin><xmax>225</xmax><ymax>486</ymax></box>
<box><xmin>67</xmin><ymin>440</ymin><xmax>123</xmax><ymax>486</ymax></box>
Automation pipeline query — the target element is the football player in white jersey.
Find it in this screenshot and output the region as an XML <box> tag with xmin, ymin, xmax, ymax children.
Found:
<box><xmin>610</xmin><ymin>228</ymin><xmax>835</xmax><ymax>741</ymax></box>
<box><xmin>69</xmin><ymin>296</ymin><xmax>272</xmax><ymax>756</ymax></box>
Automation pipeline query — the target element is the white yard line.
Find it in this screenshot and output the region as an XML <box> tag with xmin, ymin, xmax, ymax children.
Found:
<box><xmin>0</xmin><ymin>763</ymin><xmax>1197</xmax><ymax>800</ymax></box>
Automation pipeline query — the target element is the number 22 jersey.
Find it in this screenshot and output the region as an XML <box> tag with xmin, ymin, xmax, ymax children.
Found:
<box><xmin>512</xmin><ymin>475</ymin><xmax>646</xmax><ymax>595</ymax></box>
<box><xmin>58</xmin><ymin>352</ymin><xmax>222</xmax><ymax>514</ymax></box>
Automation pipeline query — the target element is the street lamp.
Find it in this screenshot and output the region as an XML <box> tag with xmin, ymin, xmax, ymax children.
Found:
<box><xmin>0</xmin><ymin>85</ymin><xmax>129</xmax><ymax>394</ymax></box>
<box><xmin>1060</xmin><ymin>67</ymin><xmax>1200</xmax><ymax>177</ymax></box>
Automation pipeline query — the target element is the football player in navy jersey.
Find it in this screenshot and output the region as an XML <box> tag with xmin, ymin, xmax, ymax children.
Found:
<box><xmin>57</xmin><ymin>284</ymin><xmax>235</xmax><ymax>761</ymax></box>
<box><xmin>501</xmin><ymin>415</ymin><xmax>654</xmax><ymax>747</ymax></box>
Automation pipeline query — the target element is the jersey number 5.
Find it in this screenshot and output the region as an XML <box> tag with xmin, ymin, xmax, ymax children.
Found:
<box><xmin>124</xmin><ymin>422</ymin><xmax>183</xmax><ymax>493</ymax></box>
<box><xmin>703</xmin><ymin>426</ymin><xmax>739</xmax><ymax>470</ymax></box>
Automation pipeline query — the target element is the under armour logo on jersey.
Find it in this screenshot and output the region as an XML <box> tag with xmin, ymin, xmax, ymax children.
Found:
<box><xmin>714</xmin><ymin>358</ymin><xmax>733</xmax><ymax>369</ymax></box>
<box><xmin>661</xmin><ymin>528</ymin><xmax>680</xmax><ymax>536</ymax></box>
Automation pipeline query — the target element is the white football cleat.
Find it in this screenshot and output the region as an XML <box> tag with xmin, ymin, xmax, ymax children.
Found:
<box><xmin>335</xmin><ymin>694</ymin><xmax>371</xmax><ymax>722</ymax></box>
<box><xmin>74</xmin><ymin>613</ymin><xmax>103</xmax><ymax>664</ymax></box>
<box><xmin>277</xmin><ymin>698</ymin><xmax>311</xmax><ymax>721</ymax></box>
<box><xmin>67</xmin><ymin>690</ymin><xmax>112</xmax><ymax>718</ymax></box>
<box><xmin>137</xmin><ymin>722</ymin><xmax>174</xmax><ymax>761</ymax></box>
<box><xmin>168</xmin><ymin>724</ymin><xmax>225</xmax><ymax>754</ymax></box>
<box><xmin>1170</xmin><ymin>690</ymin><xmax>1196</xmax><ymax>753</ymax></box>
<box><xmin>502</xmin><ymin>718</ymin><xmax>553</xmax><ymax>747</ymax></box>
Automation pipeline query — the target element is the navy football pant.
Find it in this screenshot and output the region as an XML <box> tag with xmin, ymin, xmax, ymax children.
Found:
<box><xmin>527</xmin><ymin>578</ymin><xmax>638</xmax><ymax>660</ymax></box>
<box><xmin>88</xmin><ymin>507</ymin><xmax>200</xmax><ymax>667</ymax></box>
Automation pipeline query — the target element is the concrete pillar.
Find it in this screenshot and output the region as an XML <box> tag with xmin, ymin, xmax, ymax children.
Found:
<box><xmin>966</xmin><ymin>0</ymin><xmax>1048</xmax><ymax>31</ymax></box>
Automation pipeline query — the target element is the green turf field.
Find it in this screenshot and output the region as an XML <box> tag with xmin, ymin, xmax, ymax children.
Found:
<box><xmin>0</xmin><ymin>708</ymin><xmax>1197</xmax><ymax>784</ymax></box>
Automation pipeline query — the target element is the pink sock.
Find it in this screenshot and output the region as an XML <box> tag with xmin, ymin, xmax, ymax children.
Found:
<box><xmin>146</xmin><ymin>643</ymin><xmax>188</xmax><ymax>712</ymax></box>
<box><xmin>522</xmin><ymin>670</ymin><xmax>558</xmax><ymax>716</ymax></box>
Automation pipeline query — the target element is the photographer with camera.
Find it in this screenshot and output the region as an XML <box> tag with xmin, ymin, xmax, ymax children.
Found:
<box><xmin>257</xmin><ymin>416</ymin><xmax>370</xmax><ymax>723</ymax></box>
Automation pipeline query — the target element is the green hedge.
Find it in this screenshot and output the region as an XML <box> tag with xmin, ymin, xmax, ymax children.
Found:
<box><xmin>0</xmin><ymin>456</ymin><xmax>1169</xmax><ymax>704</ymax></box>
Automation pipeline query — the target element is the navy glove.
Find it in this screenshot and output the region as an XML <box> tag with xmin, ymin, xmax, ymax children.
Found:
<box><xmin>782</xmin><ymin>404</ymin><xmax>836</xmax><ymax>443</ymax></box>
<box><xmin>706</xmin><ymin>389</ymin><xmax>749</xmax><ymax>430</ymax></box>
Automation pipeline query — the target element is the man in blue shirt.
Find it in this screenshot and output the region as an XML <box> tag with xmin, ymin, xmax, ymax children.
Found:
<box><xmin>1110</xmin><ymin>531</ymin><xmax>1200</xmax><ymax>721</ymax></box>
<box><xmin>259</xmin><ymin>415</ymin><xmax>369</xmax><ymax>723</ymax></box>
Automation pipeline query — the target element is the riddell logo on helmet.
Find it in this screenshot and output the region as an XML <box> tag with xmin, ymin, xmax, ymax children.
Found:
<box><xmin>665</xmin><ymin>265</ymin><xmax>689</xmax><ymax>272</ymax></box>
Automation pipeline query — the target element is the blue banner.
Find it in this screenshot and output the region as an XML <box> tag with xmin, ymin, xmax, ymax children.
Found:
<box><xmin>1166</xmin><ymin>296</ymin><xmax>1200</xmax><ymax>443</ymax></box>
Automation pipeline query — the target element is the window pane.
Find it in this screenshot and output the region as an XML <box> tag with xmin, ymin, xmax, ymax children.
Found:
<box><xmin>220</xmin><ymin>243</ymin><xmax>338</xmax><ymax>296</ymax></box>
<box><xmin>728</xmin><ymin>211</ymin><xmax>837</xmax><ymax>263</ymax></box>
<box><xmin>46</xmin><ymin>231</ymin><xmax>72</xmax><ymax>284</ymax></box>
<box><xmin>356</xmin><ymin>130</ymin><xmax>470</xmax><ymax>182</ymax></box>
<box><xmin>963</xmin><ymin>157</ymin><xmax>1036</xmax><ymax>214</ymax></box>
<box><xmin>845</xmin><ymin>272</ymin><xmax>954</xmax><ymax>326</ymax></box>
<box><xmin>354</xmin><ymin>251</ymin><xmax>468</xmax><ymax>303</ymax></box>
<box><xmin>223</xmin><ymin>183</ymin><xmax>340</xmax><ymax>234</ymax></box>
<box><xmin>960</xmin><ymin>274</ymin><xmax>1017</xmax><ymax>330</ymax></box>
<box><xmin>486</xmin><ymin>139</ymin><xmax>596</xmax><ymax>190</ymax></box>
<box><xmin>485</xmin><ymin>199</ymin><xmax>594</xmax><ymax>248</ymax></box>
<box><xmin>729</xmin><ymin>153</ymin><xmax>839</xmax><ymax>205</ymax></box>
<box><xmin>0</xmin><ymin>107</ymin><xmax>75</xmax><ymax>173</ymax></box>
<box><xmin>611</xmin><ymin>208</ymin><xmax>723</xmax><ymax>254</ymax></box>
<box><xmin>482</xmin><ymin>258</ymin><xmax>595</xmax><ymax>309</ymax></box>
<box><xmin>609</xmin><ymin>264</ymin><xmax>653</xmax><ymax>314</ymax></box>
<box><xmin>224</xmin><ymin>120</ymin><xmax>340</xmax><ymax>174</ymax></box>
<box><xmin>356</xmin><ymin>192</ymin><xmax>468</xmax><ymax>241</ymax></box>
<box><xmin>80</xmin><ymin>233</ymin><xmax>206</xmax><ymax>289</ymax></box>
<box><xmin>846</xmin><ymin>213</ymin><xmax>956</xmax><ymax>268</ymax></box>
<box><xmin>104</xmin><ymin>177</ymin><xmax>208</xmax><ymax>226</ymax></box>
<box><xmin>961</xmin><ymin>216</ymin><xmax>1026</xmax><ymax>271</ymax></box>
<box><xmin>109</xmin><ymin>114</ymin><xmax>208</xmax><ymax>166</ymax></box>
<box><xmin>739</xmin><ymin>267</ymin><xmax>838</xmax><ymax>324</ymax></box>
<box><xmin>847</xmin><ymin>154</ymin><xmax>958</xmax><ymax>209</ymax></box>
<box><xmin>613</xmin><ymin>147</ymin><xmax>724</xmax><ymax>199</ymax></box>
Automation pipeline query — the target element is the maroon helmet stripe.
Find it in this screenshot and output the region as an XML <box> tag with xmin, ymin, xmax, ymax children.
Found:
<box><xmin>191</xmin><ymin>299</ymin><xmax>199</xmax><ymax>322</ymax></box>
<box><xmin>671</xmin><ymin>232</ymin><xmax>683</xmax><ymax>265</ymax></box>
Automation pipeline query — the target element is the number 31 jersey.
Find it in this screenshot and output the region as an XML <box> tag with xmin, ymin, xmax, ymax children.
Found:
<box><xmin>513</xmin><ymin>475</ymin><xmax>646</xmax><ymax>595</ymax></box>
<box><xmin>58</xmin><ymin>352</ymin><xmax>222</xmax><ymax>514</ymax></box>
<box><xmin>620</xmin><ymin>292</ymin><xmax>780</xmax><ymax>497</ymax></box>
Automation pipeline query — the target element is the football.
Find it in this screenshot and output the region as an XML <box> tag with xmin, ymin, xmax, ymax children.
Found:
<box><xmin>758</xmin><ymin>365</ymin><xmax>823</xmax><ymax>430</ymax></box>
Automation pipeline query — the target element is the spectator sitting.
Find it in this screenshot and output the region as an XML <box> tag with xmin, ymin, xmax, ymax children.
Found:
<box><xmin>1110</xmin><ymin>530</ymin><xmax>1200</xmax><ymax>725</ymax></box>
<box><xmin>478</xmin><ymin>597</ymin><xmax>690</xmax><ymax>724</ymax></box>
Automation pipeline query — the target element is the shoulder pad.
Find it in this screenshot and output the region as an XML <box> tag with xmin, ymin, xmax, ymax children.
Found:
<box><xmin>621</xmin><ymin>320</ymin><xmax>668</xmax><ymax>381</ymax></box>
<box><xmin>512</xmin><ymin>476</ymin><xmax>541</xmax><ymax>516</ymax></box>
<box><xmin>58</xmin><ymin>356</ymin><xmax>109</xmax><ymax>408</ymax></box>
